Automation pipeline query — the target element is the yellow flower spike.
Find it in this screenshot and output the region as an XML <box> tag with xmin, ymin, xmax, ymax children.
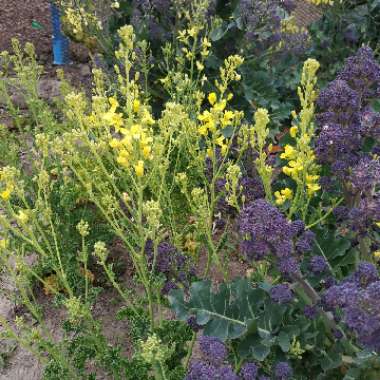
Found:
<box><xmin>289</xmin><ymin>126</ymin><xmax>298</xmax><ymax>138</ymax></box>
<box><xmin>134</xmin><ymin>160</ymin><xmax>144</xmax><ymax>177</ymax></box>
<box><xmin>374</xmin><ymin>250</ymin><xmax>380</xmax><ymax>260</ymax></box>
<box><xmin>208</xmin><ymin>92</ymin><xmax>217</xmax><ymax>106</ymax></box>
<box><xmin>133</xmin><ymin>99</ymin><xmax>140</xmax><ymax>113</ymax></box>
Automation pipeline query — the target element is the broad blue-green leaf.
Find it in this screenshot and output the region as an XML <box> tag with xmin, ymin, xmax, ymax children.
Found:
<box><xmin>168</xmin><ymin>279</ymin><xmax>265</xmax><ymax>341</ymax></box>
<box><xmin>278</xmin><ymin>331</ymin><xmax>291</xmax><ymax>352</ymax></box>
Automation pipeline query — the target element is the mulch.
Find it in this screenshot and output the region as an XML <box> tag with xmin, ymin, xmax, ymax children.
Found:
<box><xmin>0</xmin><ymin>0</ymin><xmax>52</xmax><ymax>60</ymax></box>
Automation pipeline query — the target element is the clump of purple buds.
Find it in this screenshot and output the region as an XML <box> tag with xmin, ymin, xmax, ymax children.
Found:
<box><xmin>145</xmin><ymin>239</ymin><xmax>195</xmax><ymax>295</ymax></box>
<box><xmin>323</xmin><ymin>262</ymin><xmax>380</xmax><ymax>351</ymax></box>
<box><xmin>309</xmin><ymin>255</ymin><xmax>328</xmax><ymax>274</ymax></box>
<box><xmin>238</xmin><ymin>199</ymin><xmax>313</xmax><ymax>275</ymax></box>
<box><xmin>274</xmin><ymin>362</ymin><xmax>293</xmax><ymax>380</ymax></box>
<box><xmin>270</xmin><ymin>284</ymin><xmax>293</xmax><ymax>304</ymax></box>
<box><xmin>240</xmin><ymin>362</ymin><xmax>259</xmax><ymax>379</ymax></box>
<box><xmin>185</xmin><ymin>336</ymin><xmax>239</xmax><ymax>380</ymax></box>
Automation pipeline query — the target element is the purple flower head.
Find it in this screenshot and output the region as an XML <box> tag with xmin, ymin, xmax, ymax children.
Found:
<box><xmin>317</xmin><ymin>79</ymin><xmax>360</xmax><ymax>123</ymax></box>
<box><xmin>295</xmin><ymin>230</ymin><xmax>315</xmax><ymax>253</ymax></box>
<box><xmin>333</xmin><ymin>206</ymin><xmax>349</xmax><ymax>221</ymax></box>
<box><xmin>238</xmin><ymin>199</ymin><xmax>301</xmax><ymax>274</ymax></box>
<box><xmin>240</xmin><ymin>362</ymin><xmax>259</xmax><ymax>380</ymax></box>
<box><xmin>270</xmin><ymin>284</ymin><xmax>293</xmax><ymax>304</ymax></box>
<box><xmin>309</xmin><ymin>255</ymin><xmax>328</xmax><ymax>274</ymax></box>
<box><xmin>280</xmin><ymin>0</ymin><xmax>297</xmax><ymax>13</ymax></box>
<box><xmin>333</xmin><ymin>329</ymin><xmax>344</xmax><ymax>340</ymax></box>
<box><xmin>304</xmin><ymin>305</ymin><xmax>318</xmax><ymax>320</ymax></box>
<box><xmin>218</xmin><ymin>365</ymin><xmax>240</xmax><ymax>380</ymax></box>
<box><xmin>338</xmin><ymin>46</ymin><xmax>380</xmax><ymax>100</ymax></box>
<box><xmin>350</xmin><ymin>157</ymin><xmax>380</xmax><ymax>193</ymax></box>
<box><xmin>199</xmin><ymin>336</ymin><xmax>227</xmax><ymax>365</ymax></box>
<box><xmin>323</xmin><ymin>276</ymin><xmax>337</xmax><ymax>289</ymax></box>
<box><xmin>353</xmin><ymin>262</ymin><xmax>379</xmax><ymax>287</ymax></box>
<box><xmin>161</xmin><ymin>280</ymin><xmax>178</xmax><ymax>295</ymax></box>
<box><xmin>290</xmin><ymin>220</ymin><xmax>305</xmax><ymax>237</ymax></box>
<box><xmin>278</xmin><ymin>256</ymin><xmax>300</xmax><ymax>276</ymax></box>
<box><xmin>274</xmin><ymin>362</ymin><xmax>293</xmax><ymax>380</ymax></box>
<box><xmin>185</xmin><ymin>361</ymin><xmax>217</xmax><ymax>380</ymax></box>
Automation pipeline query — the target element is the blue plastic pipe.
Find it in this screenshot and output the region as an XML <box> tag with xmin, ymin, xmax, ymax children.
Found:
<box><xmin>50</xmin><ymin>3</ymin><xmax>71</xmax><ymax>65</ymax></box>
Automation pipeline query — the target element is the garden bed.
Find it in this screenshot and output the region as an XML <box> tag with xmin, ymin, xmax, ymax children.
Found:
<box><xmin>0</xmin><ymin>1</ymin><xmax>380</xmax><ymax>380</ymax></box>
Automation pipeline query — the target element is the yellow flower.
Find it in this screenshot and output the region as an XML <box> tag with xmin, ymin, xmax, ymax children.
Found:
<box><xmin>306</xmin><ymin>174</ymin><xmax>320</xmax><ymax>183</ymax></box>
<box><xmin>206</xmin><ymin>148</ymin><xmax>213</xmax><ymax>158</ymax></box>
<box><xmin>134</xmin><ymin>160</ymin><xmax>144</xmax><ymax>177</ymax></box>
<box><xmin>208</xmin><ymin>92</ymin><xmax>217</xmax><ymax>106</ymax></box>
<box><xmin>196</xmin><ymin>61</ymin><xmax>204</xmax><ymax>71</ymax></box>
<box><xmin>109</xmin><ymin>138</ymin><xmax>121</xmax><ymax>149</ymax></box>
<box><xmin>142</xmin><ymin>145</ymin><xmax>151</xmax><ymax>159</ymax></box>
<box><xmin>0</xmin><ymin>239</ymin><xmax>8</xmax><ymax>249</ymax></box>
<box><xmin>274</xmin><ymin>188</ymin><xmax>293</xmax><ymax>205</ymax></box>
<box><xmin>221</xmin><ymin>111</ymin><xmax>234</xmax><ymax>126</ymax></box>
<box><xmin>213</xmin><ymin>100</ymin><xmax>227</xmax><ymax>112</ymax></box>
<box><xmin>216</xmin><ymin>136</ymin><xmax>225</xmax><ymax>147</ymax></box>
<box><xmin>198</xmin><ymin>124</ymin><xmax>208</xmax><ymax>136</ymax></box>
<box><xmin>289</xmin><ymin>126</ymin><xmax>298</xmax><ymax>138</ymax></box>
<box><xmin>375</xmin><ymin>221</ymin><xmax>380</xmax><ymax>228</ymax></box>
<box><xmin>306</xmin><ymin>182</ymin><xmax>321</xmax><ymax>196</ymax></box>
<box><xmin>17</xmin><ymin>210</ymin><xmax>29</xmax><ymax>224</ymax></box>
<box><xmin>141</xmin><ymin>110</ymin><xmax>155</xmax><ymax>125</ymax></box>
<box><xmin>109</xmin><ymin>97</ymin><xmax>119</xmax><ymax>113</ymax></box>
<box><xmin>117</xmin><ymin>155</ymin><xmax>129</xmax><ymax>168</ymax></box>
<box><xmin>0</xmin><ymin>188</ymin><xmax>12</xmax><ymax>201</ymax></box>
<box><xmin>373</xmin><ymin>250</ymin><xmax>380</xmax><ymax>260</ymax></box>
<box><xmin>133</xmin><ymin>99</ymin><xmax>140</xmax><ymax>113</ymax></box>
<box><xmin>280</xmin><ymin>145</ymin><xmax>297</xmax><ymax>160</ymax></box>
<box><xmin>130</xmin><ymin>124</ymin><xmax>143</xmax><ymax>139</ymax></box>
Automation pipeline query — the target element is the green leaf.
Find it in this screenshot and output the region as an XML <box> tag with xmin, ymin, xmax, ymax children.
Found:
<box><xmin>277</xmin><ymin>331</ymin><xmax>291</xmax><ymax>352</ymax></box>
<box><xmin>250</xmin><ymin>336</ymin><xmax>271</xmax><ymax>361</ymax></box>
<box><xmin>168</xmin><ymin>279</ymin><xmax>266</xmax><ymax>341</ymax></box>
<box><xmin>31</xmin><ymin>20</ymin><xmax>44</xmax><ymax>30</ymax></box>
